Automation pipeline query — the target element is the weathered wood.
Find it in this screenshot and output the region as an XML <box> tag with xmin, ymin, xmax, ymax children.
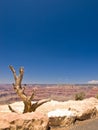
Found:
<box><xmin>8</xmin><ymin>65</ymin><xmax>50</xmax><ymax>113</ymax></box>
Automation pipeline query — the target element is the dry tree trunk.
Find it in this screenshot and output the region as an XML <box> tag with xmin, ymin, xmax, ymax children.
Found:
<box><xmin>8</xmin><ymin>65</ymin><xmax>50</xmax><ymax>113</ymax></box>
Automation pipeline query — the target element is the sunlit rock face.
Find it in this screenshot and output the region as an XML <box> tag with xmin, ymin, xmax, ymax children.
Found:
<box><xmin>0</xmin><ymin>97</ymin><xmax>98</xmax><ymax>128</ymax></box>
<box><xmin>48</xmin><ymin>109</ymin><xmax>76</xmax><ymax>127</ymax></box>
<box><xmin>47</xmin><ymin>106</ymin><xmax>97</xmax><ymax>127</ymax></box>
<box><xmin>46</xmin><ymin>97</ymin><xmax>98</xmax><ymax>127</ymax></box>
<box><xmin>0</xmin><ymin>112</ymin><xmax>49</xmax><ymax>130</ymax></box>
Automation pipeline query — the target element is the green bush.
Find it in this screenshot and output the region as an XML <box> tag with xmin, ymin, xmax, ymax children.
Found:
<box><xmin>95</xmin><ymin>94</ymin><xmax>98</xmax><ymax>99</ymax></box>
<box><xmin>75</xmin><ymin>92</ymin><xmax>85</xmax><ymax>100</ymax></box>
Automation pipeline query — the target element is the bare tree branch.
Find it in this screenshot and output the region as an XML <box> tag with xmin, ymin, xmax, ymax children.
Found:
<box><xmin>9</xmin><ymin>65</ymin><xmax>24</xmax><ymax>88</ymax></box>
<box><xmin>8</xmin><ymin>105</ymin><xmax>17</xmax><ymax>113</ymax></box>
<box><xmin>31</xmin><ymin>98</ymin><xmax>51</xmax><ymax>111</ymax></box>
<box><xmin>8</xmin><ymin>65</ymin><xmax>51</xmax><ymax>113</ymax></box>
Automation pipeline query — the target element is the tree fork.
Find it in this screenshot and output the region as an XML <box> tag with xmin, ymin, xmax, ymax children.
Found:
<box><xmin>8</xmin><ymin>65</ymin><xmax>50</xmax><ymax>113</ymax></box>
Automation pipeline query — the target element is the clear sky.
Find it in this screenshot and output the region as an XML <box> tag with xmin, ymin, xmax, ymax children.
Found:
<box><xmin>0</xmin><ymin>0</ymin><xmax>98</xmax><ymax>84</ymax></box>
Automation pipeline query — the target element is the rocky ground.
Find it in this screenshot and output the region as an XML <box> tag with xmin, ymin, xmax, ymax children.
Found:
<box><xmin>0</xmin><ymin>97</ymin><xmax>98</xmax><ymax>129</ymax></box>
<box><xmin>69</xmin><ymin>117</ymin><xmax>98</xmax><ymax>130</ymax></box>
<box><xmin>0</xmin><ymin>84</ymin><xmax>98</xmax><ymax>129</ymax></box>
<box><xmin>51</xmin><ymin>117</ymin><xmax>98</xmax><ymax>130</ymax></box>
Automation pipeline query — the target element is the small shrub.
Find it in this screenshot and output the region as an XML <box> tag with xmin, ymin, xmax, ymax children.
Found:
<box><xmin>75</xmin><ymin>92</ymin><xmax>85</xmax><ymax>100</ymax></box>
<box><xmin>95</xmin><ymin>94</ymin><xmax>98</xmax><ymax>99</ymax></box>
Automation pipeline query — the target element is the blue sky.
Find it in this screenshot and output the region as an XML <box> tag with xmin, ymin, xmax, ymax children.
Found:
<box><xmin>0</xmin><ymin>0</ymin><xmax>98</xmax><ymax>84</ymax></box>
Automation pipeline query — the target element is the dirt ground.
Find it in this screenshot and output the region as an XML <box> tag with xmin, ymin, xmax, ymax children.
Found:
<box><xmin>69</xmin><ymin>117</ymin><xmax>98</xmax><ymax>130</ymax></box>
<box><xmin>50</xmin><ymin>116</ymin><xmax>98</xmax><ymax>130</ymax></box>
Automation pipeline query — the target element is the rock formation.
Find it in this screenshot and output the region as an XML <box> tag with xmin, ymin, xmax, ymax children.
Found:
<box><xmin>0</xmin><ymin>112</ymin><xmax>49</xmax><ymax>130</ymax></box>
<box><xmin>0</xmin><ymin>97</ymin><xmax>98</xmax><ymax>129</ymax></box>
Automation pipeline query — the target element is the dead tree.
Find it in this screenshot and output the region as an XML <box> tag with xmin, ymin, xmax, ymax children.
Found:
<box><xmin>8</xmin><ymin>65</ymin><xmax>50</xmax><ymax>113</ymax></box>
